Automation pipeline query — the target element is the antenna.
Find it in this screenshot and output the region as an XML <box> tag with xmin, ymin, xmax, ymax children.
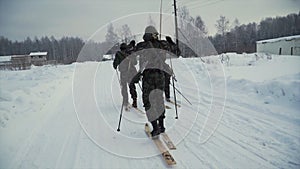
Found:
<box><xmin>159</xmin><ymin>0</ymin><xmax>163</xmax><ymax>40</ymax></box>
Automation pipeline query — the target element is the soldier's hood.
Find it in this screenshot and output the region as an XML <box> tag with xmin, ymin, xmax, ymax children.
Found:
<box><xmin>142</xmin><ymin>33</ymin><xmax>154</xmax><ymax>42</ymax></box>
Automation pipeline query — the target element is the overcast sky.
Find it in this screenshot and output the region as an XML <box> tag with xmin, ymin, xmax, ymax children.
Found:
<box><xmin>0</xmin><ymin>0</ymin><xmax>299</xmax><ymax>41</ymax></box>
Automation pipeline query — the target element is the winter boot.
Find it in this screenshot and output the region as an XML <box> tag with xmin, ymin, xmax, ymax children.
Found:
<box><xmin>123</xmin><ymin>102</ymin><xmax>130</xmax><ymax>111</ymax></box>
<box><xmin>132</xmin><ymin>99</ymin><xmax>137</xmax><ymax>108</ymax></box>
<box><xmin>150</xmin><ymin>121</ymin><xmax>160</xmax><ymax>138</ymax></box>
<box><xmin>158</xmin><ymin>118</ymin><xmax>165</xmax><ymax>133</ymax></box>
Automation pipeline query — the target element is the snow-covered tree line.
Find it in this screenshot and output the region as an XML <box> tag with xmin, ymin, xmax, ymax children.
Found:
<box><xmin>177</xmin><ymin>6</ymin><xmax>300</xmax><ymax>56</ymax></box>
<box><xmin>210</xmin><ymin>12</ymin><xmax>300</xmax><ymax>54</ymax></box>
<box><xmin>0</xmin><ymin>36</ymin><xmax>84</xmax><ymax>64</ymax></box>
<box><xmin>0</xmin><ymin>23</ymin><xmax>134</xmax><ymax>63</ymax></box>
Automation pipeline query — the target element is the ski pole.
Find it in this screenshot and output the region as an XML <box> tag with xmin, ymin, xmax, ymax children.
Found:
<box><xmin>170</xmin><ymin>82</ymin><xmax>192</xmax><ymax>105</ymax></box>
<box><xmin>116</xmin><ymin>69</ymin><xmax>123</xmax><ymax>132</ymax></box>
<box><xmin>116</xmin><ymin>69</ymin><xmax>121</xmax><ymax>85</ymax></box>
<box><xmin>117</xmin><ymin>101</ymin><xmax>124</xmax><ymax>132</ymax></box>
<box><xmin>171</xmin><ymin>75</ymin><xmax>178</xmax><ymax>119</ymax></box>
<box><xmin>168</xmin><ymin>45</ymin><xmax>178</xmax><ymax>119</ymax></box>
<box><xmin>169</xmin><ymin>59</ymin><xmax>178</xmax><ymax>119</ymax></box>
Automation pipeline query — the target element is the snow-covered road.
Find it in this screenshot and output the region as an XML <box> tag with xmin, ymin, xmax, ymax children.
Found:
<box><xmin>0</xmin><ymin>53</ymin><xmax>299</xmax><ymax>168</ymax></box>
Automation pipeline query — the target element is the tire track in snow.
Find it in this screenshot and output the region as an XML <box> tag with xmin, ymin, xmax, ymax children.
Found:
<box><xmin>217</xmin><ymin>96</ymin><xmax>300</xmax><ymax>168</ymax></box>
<box><xmin>169</xmin><ymin>74</ymin><xmax>296</xmax><ymax>168</ymax></box>
<box><xmin>8</xmin><ymin>92</ymin><xmax>68</xmax><ymax>168</ymax></box>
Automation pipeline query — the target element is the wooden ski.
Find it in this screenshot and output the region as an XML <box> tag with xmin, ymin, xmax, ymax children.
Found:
<box><xmin>165</xmin><ymin>105</ymin><xmax>172</xmax><ymax>109</ymax></box>
<box><xmin>167</xmin><ymin>100</ymin><xmax>181</xmax><ymax>107</ymax></box>
<box><xmin>133</xmin><ymin>107</ymin><xmax>146</xmax><ymax>114</ymax></box>
<box><xmin>161</xmin><ymin>133</ymin><xmax>176</xmax><ymax>150</ymax></box>
<box><xmin>145</xmin><ymin>123</ymin><xmax>176</xmax><ymax>165</ymax></box>
<box><xmin>126</xmin><ymin>105</ymin><xmax>146</xmax><ymax>114</ymax></box>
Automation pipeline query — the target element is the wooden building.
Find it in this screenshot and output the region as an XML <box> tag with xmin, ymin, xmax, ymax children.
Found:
<box><xmin>29</xmin><ymin>52</ymin><xmax>48</xmax><ymax>66</ymax></box>
<box><xmin>0</xmin><ymin>51</ymin><xmax>56</xmax><ymax>70</ymax></box>
<box><xmin>11</xmin><ymin>55</ymin><xmax>31</xmax><ymax>70</ymax></box>
<box><xmin>0</xmin><ymin>56</ymin><xmax>12</xmax><ymax>70</ymax></box>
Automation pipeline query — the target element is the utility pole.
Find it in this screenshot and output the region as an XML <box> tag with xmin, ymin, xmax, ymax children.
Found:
<box><xmin>159</xmin><ymin>0</ymin><xmax>163</xmax><ymax>40</ymax></box>
<box><xmin>172</xmin><ymin>0</ymin><xmax>179</xmax><ymax>119</ymax></box>
<box><xmin>173</xmin><ymin>0</ymin><xmax>179</xmax><ymax>48</ymax></box>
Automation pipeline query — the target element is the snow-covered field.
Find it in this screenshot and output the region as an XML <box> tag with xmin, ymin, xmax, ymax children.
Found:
<box><xmin>0</xmin><ymin>53</ymin><xmax>299</xmax><ymax>168</ymax></box>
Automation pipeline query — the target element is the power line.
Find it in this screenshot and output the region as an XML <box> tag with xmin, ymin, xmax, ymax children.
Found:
<box><xmin>188</xmin><ymin>0</ymin><xmax>225</xmax><ymax>10</ymax></box>
<box><xmin>164</xmin><ymin>0</ymin><xmax>211</xmax><ymax>13</ymax></box>
<box><xmin>179</xmin><ymin>0</ymin><xmax>212</xmax><ymax>8</ymax></box>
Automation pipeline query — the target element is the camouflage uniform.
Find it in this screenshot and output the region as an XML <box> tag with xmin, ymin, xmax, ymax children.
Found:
<box><xmin>135</xmin><ymin>26</ymin><xmax>171</xmax><ymax>136</ymax></box>
<box><xmin>113</xmin><ymin>44</ymin><xmax>138</xmax><ymax>107</ymax></box>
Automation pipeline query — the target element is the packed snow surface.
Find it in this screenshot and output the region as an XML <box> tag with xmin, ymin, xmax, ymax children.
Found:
<box><xmin>0</xmin><ymin>53</ymin><xmax>299</xmax><ymax>168</ymax></box>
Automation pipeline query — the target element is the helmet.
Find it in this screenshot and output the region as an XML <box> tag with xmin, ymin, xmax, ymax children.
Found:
<box><xmin>120</xmin><ymin>43</ymin><xmax>127</xmax><ymax>50</ymax></box>
<box><xmin>145</xmin><ymin>25</ymin><xmax>158</xmax><ymax>34</ymax></box>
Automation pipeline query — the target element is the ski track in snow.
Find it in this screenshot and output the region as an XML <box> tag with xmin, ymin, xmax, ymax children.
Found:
<box><xmin>0</xmin><ymin>54</ymin><xmax>299</xmax><ymax>168</ymax></box>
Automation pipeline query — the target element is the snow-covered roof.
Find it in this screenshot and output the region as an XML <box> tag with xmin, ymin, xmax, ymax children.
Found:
<box><xmin>29</xmin><ymin>52</ymin><xmax>48</xmax><ymax>56</ymax></box>
<box><xmin>103</xmin><ymin>54</ymin><xmax>113</xmax><ymax>60</ymax></box>
<box><xmin>0</xmin><ymin>56</ymin><xmax>12</xmax><ymax>62</ymax></box>
<box><xmin>256</xmin><ymin>35</ymin><xmax>300</xmax><ymax>44</ymax></box>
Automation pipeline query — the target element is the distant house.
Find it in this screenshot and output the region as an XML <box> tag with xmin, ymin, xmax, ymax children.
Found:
<box><xmin>102</xmin><ymin>54</ymin><xmax>113</xmax><ymax>61</ymax></box>
<box><xmin>11</xmin><ymin>55</ymin><xmax>32</xmax><ymax>70</ymax></box>
<box><xmin>29</xmin><ymin>52</ymin><xmax>47</xmax><ymax>66</ymax></box>
<box><xmin>0</xmin><ymin>56</ymin><xmax>12</xmax><ymax>70</ymax></box>
<box><xmin>256</xmin><ymin>35</ymin><xmax>300</xmax><ymax>56</ymax></box>
<box><xmin>0</xmin><ymin>51</ymin><xmax>56</xmax><ymax>70</ymax></box>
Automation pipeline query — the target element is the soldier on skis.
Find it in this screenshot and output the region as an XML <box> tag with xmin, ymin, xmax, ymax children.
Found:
<box><xmin>127</xmin><ymin>40</ymin><xmax>136</xmax><ymax>54</ymax></box>
<box><xmin>135</xmin><ymin>26</ymin><xmax>172</xmax><ymax>137</ymax></box>
<box><xmin>113</xmin><ymin>42</ymin><xmax>138</xmax><ymax>109</ymax></box>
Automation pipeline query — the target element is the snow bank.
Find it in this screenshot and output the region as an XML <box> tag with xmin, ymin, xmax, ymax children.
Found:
<box><xmin>0</xmin><ymin>64</ymin><xmax>75</xmax><ymax>128</ymax></box>
<box><xmin>203</xmin><ymin>53</ymin><xmax>300</xmax><ymax>82</ymax></box>
<box><xmin>227</xmin><ymin>73</ymin><xmax>300</xmax><ymax>108</ymax></box>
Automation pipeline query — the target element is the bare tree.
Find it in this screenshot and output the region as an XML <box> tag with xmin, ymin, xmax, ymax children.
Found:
<box><xmin>105</xmin><ymin>23</ymin><xmax>119</xmax><ymax>44</ymax></box>
<box><xmin>231</xmin><ymin>18</ymin><xmax>240</xmax><ymax>51</ymax></box>
<box><xmin>117</xmin><ymin>24</ymin><xmax>133</xmax><ymax>43</ymax></box>
<box><xmin>178</xmin><ymin>6</ymin><xmax>192</xmax><ymax>31</ymax></box>
<box><xmin>215</xmin><ymin>15</ymin><xmax>230</xmax><ymax>36</ymax></box>
<box><xmin>231</xmin><ymin>18</ymin><xmax>240</xmax><ymax>31</ymax></box>
<box><xmin>195</xmin><ymin>15</ymin><xmax>207</xmax><ymax>35</ymax></box>
<box><xmin>215</xmin><ymin>15</ymin><xmax>230</xmax><ymax>52</ymax></box>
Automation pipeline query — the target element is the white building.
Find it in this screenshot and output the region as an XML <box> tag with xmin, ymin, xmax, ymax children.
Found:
<box><xmin>29</xmin><ymin>52</ymin><xmax>47</xmax><ymax>60</ymax></box>
<box><xmin>102</xmin><ymin>54</ymin><xmax>113</xmax><ymax>61</ymax></box>
<box><xmin>256</xmin><ymin>35</ymin><xmax>300</xmax><ymax>56</ymax></box>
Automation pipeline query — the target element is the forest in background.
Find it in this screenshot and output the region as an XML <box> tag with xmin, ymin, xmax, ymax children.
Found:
<box><xmin>209</xmin><ymin>12</ymin><xmax>300</xmax><ymax>54</ymax></box>
<box><xmin>0</xmin><ymin>10</ymin><xmax>299</xmax><ymax>63</ymax></box>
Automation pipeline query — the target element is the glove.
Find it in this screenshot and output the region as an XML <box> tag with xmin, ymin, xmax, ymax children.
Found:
<box><xmin>172</xmin><ymin>75</ymin><xmax>177</xmax><ymax>82</ymax></box>
<box><xmin>113</xmin><ymin>63</ymin><xmax>118</xmax><ymax>69</ymax></box>
<box><xmin>132</xmin><ymin>72</ymin><xmax>142</xmax><ymax>83</ymax></box>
